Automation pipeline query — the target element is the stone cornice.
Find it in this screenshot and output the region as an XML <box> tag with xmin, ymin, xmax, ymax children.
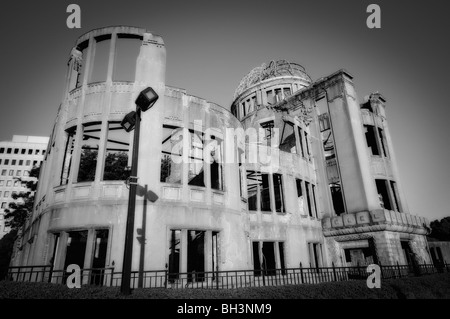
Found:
<box><xmin>322</xmin><ymin>209</ymin><xmax>430</xmax><ymax>237</ymax></box>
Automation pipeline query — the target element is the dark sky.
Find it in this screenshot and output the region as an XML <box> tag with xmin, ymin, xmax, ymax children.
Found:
<box><xmin>0</xmin><ymin>0</ymin><xmax>448</xmax><ymax>221</ymax></box>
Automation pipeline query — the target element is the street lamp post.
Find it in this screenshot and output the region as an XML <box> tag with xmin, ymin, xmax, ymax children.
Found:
<box><xmin>120</xmin><ymin>87</ymin><xmax>158</xmax><ymax>295</ymax></box>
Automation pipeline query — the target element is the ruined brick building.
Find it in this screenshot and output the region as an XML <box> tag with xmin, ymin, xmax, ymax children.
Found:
<box><xmin>10</xmin><ymin>26</ymin><xmax>432</xmax><ymax>282</ymax></box>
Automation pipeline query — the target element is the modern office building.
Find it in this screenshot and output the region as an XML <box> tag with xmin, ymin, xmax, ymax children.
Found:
<box><xmin>9</xmin><ymin>26</ymin><xmax>432</xmax><ymax>285</ymax></box>
<box><xmin>0</xmin><ymin>135</ymin><xmax>49</xmax><ymax>239</ymax></box>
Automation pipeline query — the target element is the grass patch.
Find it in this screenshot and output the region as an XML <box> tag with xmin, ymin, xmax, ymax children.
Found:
<box><xmin>1</xmin><ymin>273</ymin><xmax>449</xmax><ymax>299</ymax></box>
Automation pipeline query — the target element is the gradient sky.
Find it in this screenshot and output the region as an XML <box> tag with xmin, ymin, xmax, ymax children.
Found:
<box><xmin>0</xmin><ymin>0</ymin><xmax>448</xmax><ymax>221</ymax></box>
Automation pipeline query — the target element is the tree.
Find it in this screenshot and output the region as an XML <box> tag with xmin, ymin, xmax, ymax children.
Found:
<box><xmin>103</xmin><ymin>152</ymin><xmax>130</xmax><ymax>181</ymax></box>
<box><xmin>4</xmin><ymin>166</ymin><xmax>40</xmax><ymax>231</ymax></box>
<box><xmin>0</xmin><ymin>229</ymin><xmax>17</xmax><ymax>280</ymax></box>
<box><xmin>77</xmin><ymin>146</ymin><xmax>97</xmax><ymax>182</ymax></box>
<box><xmin>428</xmin><ymin>217</ymin><xmax>450</xmax><ymax>241</ymax></box>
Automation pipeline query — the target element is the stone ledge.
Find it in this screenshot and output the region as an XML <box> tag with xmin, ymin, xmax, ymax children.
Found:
<box><xmin>322</xmin><ymin>209</ymin><xmax>429</xmax><ymax>237</ymax></box>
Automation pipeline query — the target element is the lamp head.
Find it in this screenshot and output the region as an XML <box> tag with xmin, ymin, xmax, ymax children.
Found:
<box><xmin>121</xmin><ymin>111</ymin><xmax>137</xmax><ymax>132</ymax></box>
<box><xmin>135</xmin><ymin>87</ymin><xmax>159</xmax><ymax>112</ymax></box>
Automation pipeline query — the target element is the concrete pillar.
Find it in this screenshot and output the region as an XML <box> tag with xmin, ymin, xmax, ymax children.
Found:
<box><xmin>82</xmin><ymin>229</ymin><xmax>96</xmax><ymax>284</ymax></box>
<box><xmin>180</xmin><ymin>229</ymin><xmax>188</xmax><ymax>274</ymax></box>
<box><xmin>274</xmin><ymin>242</ymin><xmax>281</xmax><ymax>269</ymax></box>
<box><xmin>326</xmin><ymin>76</ymin><xmax>379</xmax><ymax>213</ymax></box>
<box><xmin>205</xmin><ymin>231</ymin><xmax>212</xmax><ymax>273</ymax></box>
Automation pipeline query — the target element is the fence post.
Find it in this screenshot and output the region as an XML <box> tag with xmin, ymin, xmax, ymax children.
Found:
<box><xmin>216</xmin><ymin>265</ymin><xmax>219</xmax><ymax>290</ymax></box>
<box><xmin>332</xmin><ymin>262</ymin><xmax>337</xmax><ymax>281</ymax></box>
<box><xmin>164</xmin><ymin>263</ymin><xmax>168</xmax><ymax>289</ymax></box>
<box><xmin>396</xmin><ymin>261</ymin><xmax>401</xmax><ymax>278</ymax></box>
<box><xmin>110</xmin><ymin>266</ymin><xmax>114</xmax><ymax>287</ymax></box>
<box><xmin>379</xmin><ymin>263</ymin><xmax>383</xmax><ymax>279</ymax></box>
<box><xmin>300</xmin><ymin>262</ymin><xmax>304</xmax><ymax>284</ymax></box>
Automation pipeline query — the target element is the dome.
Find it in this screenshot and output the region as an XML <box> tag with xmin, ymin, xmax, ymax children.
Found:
<box><xmin>233</xmin><ymin>60</ymin><xmax>312</xmax><ymax>100</ymax></box>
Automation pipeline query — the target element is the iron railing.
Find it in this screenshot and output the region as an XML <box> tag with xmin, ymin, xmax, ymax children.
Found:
<box><xmin>5</xmin><ymin>261</ymin><xmax>449</xmax><ymax>289</ymax></box>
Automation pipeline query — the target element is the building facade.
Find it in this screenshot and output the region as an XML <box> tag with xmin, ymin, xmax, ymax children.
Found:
<box><xmin>0</xmin><ymin>135</ymin><xmax>49</xmax><ymax>239</ymax></box>
<box><xmin>10</xmin><ymin>26</ymin><xmax>432</xmax><ymax>284</ymax></box>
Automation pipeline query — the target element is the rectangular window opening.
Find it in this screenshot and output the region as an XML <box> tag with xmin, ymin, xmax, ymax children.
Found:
<box><xmin>273</xmin><ymin>173</ymin><xmax>285</xmax><ymax>213</ymax></box>
<box><xmin>364</xmin><ymin>125</ymin><xmax>380</xmax><ymax>156</ymax></box>
<box><xmin>77</xmin><ymin>123</ymin><xmax>101</xmax><ymax>183</ymax></box>
<box><xmin>103</xmin><ymin>122</ymin><xmax>130</xmax><ymax>181</ymax></box>
<box><xmin>161</xmin><ymin>125</ymin><xmax>183</xmax><ymax>184</ymax></box>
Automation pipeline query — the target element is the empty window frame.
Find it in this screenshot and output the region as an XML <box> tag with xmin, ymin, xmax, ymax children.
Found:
<box><xmin>260</xmin><ymin>121</ymin><xmax>274</xmax><ymax>147</ymax></box>
<box><xmin>240</xmin><ymin>102</ymin><xmax>246</xmax><ymax>118</ymax></box>
<box><xmin>266</xmin><ymin>90</ymin><xmax>275</xmax><ymax>105</ymax></box>
<box><xmin>168</xmin><ymin>229</ymin><xmax>219</xmax><ymax>282</ymax></box>
<box><xmin>64</xmin><ymin>231</ymin><xmax>88</xmax><ymax>274</ymax></box>
<box><xmin>305</xmin><ymin>181</ymin><xmax>313</xmax><ymax>217</ymax></box>
<box><xmin>113</xmin><ymin>34</ymin><xmax>143</xmax><ymax>82</ymax></box>
<box><xmin>11</xmin><ymin>160</ymin><xmax>16</xmax><ymax>165</ymax></box>
<box><xmin>28</xmin><ymin>149</ymin><xmax>32</xmax><ymax>155</ymax></box>
<box><xmin>168</xmin><ymin>229</ymin><xmax>181</xmax><ymax>281</ymax></box>
<box><xmin>246</xmin><ymin>170</ymin><xmax>271</xmax><ymax>212</ymax></box>
<box><xmin>7</xmin><ymin>148</ymin><xmax>11</xmax><ymax>154</ymax></box>
<box><xmin>161</xmin><ymin>125</ymin><xmax>183</xmax><ymax>184</ymax></box>
<box><xmin>312</xmin><ymin>184</ymin><xmax>318</xmax><ymax>218</ymax></box>
<box><xmin>308</xmin><ymin>242</ymin><xmax>323</xmax><ymax>268</ymax></box>
<box><xmin>245</xmin><ymin>98</ymin><xmax>253</xmax><ymax>114</ymax></box>
<box><xmin>188</xmin><ymin>129</ymin><xmax>205</xmax><ymax>187</ymax></box>
<box><xmin>0</xmin><ymin>148</ymin><xmax>4</xmax><ymax>153</ymax></box>
<box><xmin>296</xmin><ymin>178</ymin><xmax>305</xmax><ymax>214</ymax></box>
<box><xmin>9</xmin><ymin>170</ymin><xmax>13</xmax><ymax>176</ymax></box>
<box><xmin>390</xmin><ymin>181</ymin><xmax>401</xmax><ymax>212</ymax></box>
<box><xmin>14</xmin><ymin>148</ymin><xmax>19</xmax><ymax>154</ymax></box>
<box><xmin>375</xmin><ymin>179</ymin><xmax>393</xmax><ymax>210</ymax></box>
<box><xmin>319</xmin><ymin>113</ymin><xmax>331</xmax><ymax>132</ymax></box>
<box><xmin>274</xmin><ymin>88</ymin><xmax>282</xmax><ymax>103</ymax></box>
<box><xmin>61</xmin><ymin>127</ymin><xmax>76</xmax><ymax>185</ymax></box>
<box><xmin>77</xmin><ymin>123</ymin><xmax>101</xmax><ymax>182</ymax></box>
<box><xmin>21</xmin><ymin>149</ymin><xmax>26</xmax><ymax>154</ymax></box>
<box><xmin>75</xmin><ymin>40</ymin><xmax>89</xmax><ymax>88</ymax></box>
<box><xmin>283</xmin><ymin>87</ymin><xmax>291</xmax><ymax>98</ymax></box>
<box><xmin>103</xmin><ymin>122</ymin><xmax>130</xmax><ymax>181</ymax></box>
<box><xmin>4</xmin><ymin>159</ymin><xmax>9</xmax><ymax>165</ymax></box>
<box><xmin>19</xmin><ymin>160</ymin><xmax>23</xmax><ymax>166</ymax></box>
<box><xmin>378</xmin><ymin>128</ymin><xmax>389</xmax><ymax>158</ymax></box>
<box><xmin>252</xmin><ymin>241</ymin><xmax>285</xmax><ymax>276</ymax></box>
<box><xmin>329</xmin><ymin>183</ymin><xmax>345</xmax><ymax>215</ymax></box>
<box><xmin>209</xmin><ymin>136</ymin><xmax>224</xmax><ymax>191</ymax></box>
<box><xmin>260</xmin><ymin>173</ymin><xmax>271</xmax><ymax>212</ymax></box>
<box><xmin>364</xmin><ymin>125</ymin><xmax>380</xmax><ymax>156</ymax></box>
<box><xmin>251</xmin><ymin>96</ymin><xmax>257</xmax><ymax>110</ymax></box>
<box><xmin>279</xmin><ymin>121</ymin><xmax>297</xmax><ymax>154</ymax></box>
<box><xmin>273</xmin><ymin>173</ymin><xmax>285</xmax><ymax>213</ymax></box>
<box><xmin>187</xmin><ymin>230</ymin><xmax>206</xmax><ymax>282</ymax></box>
<box><xmin>304</xmin><ymin>131</ymin><xmax>311</xmax><ymax>158</ymax></box>
<box><xmin>89</xmin><ymin>35</ymin><xmax>111</xmax><ymax>84</ymax></box>
<box><xmin>238</xmin><ymin>148</ymin><xmax>245</xmax><ymax>197</ymax></box>
<box><xmin>246</xmin><ymin>170</ymin><xmax>260</xmax><ymax>211</ymax></box>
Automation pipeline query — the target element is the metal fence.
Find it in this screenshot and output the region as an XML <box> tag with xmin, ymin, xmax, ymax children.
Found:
<box><xmin>5</xmin><ymin>261</ymin><xmax>450</xmax><ymax>289</ymax></box>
